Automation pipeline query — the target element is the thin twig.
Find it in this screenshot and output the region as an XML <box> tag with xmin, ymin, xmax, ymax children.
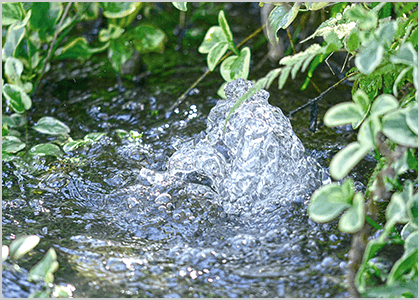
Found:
<box><xmin>33</xmin><ymin>2</ymin><xmax>73</xmax><ymax>94</ymax></box>
<box><xmin>165</xmin><ymin>24</ymin><xmax>266</xmax><ymax>117</ymax></box>
<box><xmin>288</xmin><ymin>71</ymin><xmax>358</xmax><ymax>118</ymax></box>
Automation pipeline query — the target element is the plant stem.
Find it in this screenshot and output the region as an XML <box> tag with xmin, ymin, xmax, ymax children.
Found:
<box><xmin>33</xmin><ymin>2</ymin><xmax>73</xmax><ymax>95</ymax></box>
<box><xmin>165</xmin><ymin>24</ymin><xmax>266</xmax><ymax>117</ymax></box>
<box><xmin>288</xmin><ymin>71</ymin><xmax>358</xmax><ymax>118</ymax></box>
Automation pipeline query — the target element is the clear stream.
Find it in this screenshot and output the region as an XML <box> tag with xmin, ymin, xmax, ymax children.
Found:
<box><xmin>2</xmin><ymin>21</ymin><xmax>373</xmax><ymax>297</ymax></box>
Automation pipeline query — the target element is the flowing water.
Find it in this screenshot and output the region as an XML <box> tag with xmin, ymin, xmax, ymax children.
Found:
<box><xmin>2</xmin><ymin>38</ymin><xmax>370</xmax><ymax>297</ymax></box>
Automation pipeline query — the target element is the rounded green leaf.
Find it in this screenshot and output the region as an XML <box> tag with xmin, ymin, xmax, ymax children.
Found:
<box><xmin>131</xmin><ymin>25</ymin><xmax>167</xmax><ymax>54</ymax></box>
<box><xmin>2</xmin><ymin>245</ymin><xmax>9</xmax><ymax>262</ymax></box>
<box><xmin>198</xmin><ymin>26</ymin><xmax>226</xmax><ymax>54</ymax></box>
<box><xmin>371</xmin><ymin>94</ymin><xmax>399</xmax><ymax>116</ymax></box>
<box><xmin>9</xmin><ymin>235</ymin><xmax>40</xmax><ymax>260</ymax></box>
<box><xmin>390</xmin><ymin>42</ymin><xmax>418</xmax><ymax>67</ymax></box>
<box><xmin>98</xmin><ymin>24</ymin><xmax>125</xmax><ymax>42</ymax></box>
<box><xmin>172</xmin><ymin>2</ymin><xmax>188</xmax><ymax>11</ymax></box>
<box><xmin>5</xmin><ymin>57</ymin><xmax>24</xmax><ymax>84</ymax></box>
<box><xmin>207</xmin><ymin>42</ymin><xmax>229</xmax><ymax>71</ymax></box>
<box><xmin>357</xmin><ymin>116</ymin><xmax>381</xmax><ymax>148</ymax></box>
<box><xmin>55</xmin><ymin>37</ymin><xmax>109</xmax><ymax>61</ymax></box>
<box><xmin>308</xmin><ymin>181</ymin><xmax>353</xmax><ymax>223</ymax></box>
<box><xmin>268</xmin><ymin>3</ymin><xmax>300</xmax><ymax>44</ymax></box>
<box><xmin>29</xmin><ymin>143</ymin><xmax>63</xmax><ymax>157</ymax></box>
<box><xmin>347</xmin><ymin>30</ymin><xmax>359</xmax><ymax>53</ymax></box>
<box><xmin>2</xmin><ymin>135</ymin><xmax>26</xmax><ymax>153</ymax></box>
<box><xmin>2</xmin><ymin>23</ymin><xmax>25</xmax><ymax>61</ymax></box>
<box><xmin>220</xmin><ymin>47</ymin><xmax>251</xmax><ymax>82</ymax></box>
<box><xmin>405</xmin><ymin>104</ymin><xmax>418</xmax><ymax>135</ymax></box>
<box><xmin>100</xmin><ymin>2</ymin><xmax>140</xmax><ymax>19</ymax></box>
<box><xmin>63</xmin><ymin>140</ymin><xmax>84</xmax><ymax>152</ymax></box>
<box><xmin>2</xmin><ymin>2</ymin><xmax>24</xmax><ymax>26</ymax></box>
<box><xmin>84</xmin><ymin>132</ymin><xmax>106</xmax><ymax>142</ymax></box>
<box><xmin>339</xmin><ymin>192</ymin><xmax>365</xmax><ymax>233</ymax></box>
<box><xmin>405</xmin><ymin>231</ymin><xmax>418</xmax><ymax>253</ymax></box>
<box><xmin>352</xmin><ymin>89</ymin><xmax>370</xmax><ymax>114</ymax></box>
<box><xmin>355</xmin><ymin>42</ymin><xmax>384</xmax><ymax>75</ymax></box>
<box><xmin>29</xmin><ymin>248</ymin><xmax>59</xmax><ymax>284</ymax></box>
<box><xmin>2</xmin><ymin>113</ymin><xmax>26</xmax><ymax>128</ymax></box>
<box><xmin>382</xmin><ymin>109</ymin><xmax>418</xmax><ymax>148</ymax></box>
<box><xmin>108</xmin><ymin>38</ymin><xmax>134</xmax><ymax>73</ymax></box>
<box><xmin>386</xmin><ymin>192</ymin><xmax>409</xmax><ymax>223</ymax></box>
<box><xmin>304</xmin><ymin>2</ymin><xmax>329</xmax><ymax>10</ymax></box>
<box><xmin>32</xmin><ymin>116</ymin><xmax>70</xmax><ymax>135</ymax></box>
<box><xmin>323</xmin><ymin>102</ymin><xmax>364</xmax><ymax>127</ymax></box>
<box><xmin>330</xmin><ymin>142</ymin><xmax>370</xmax><ymax>180</ymax></box>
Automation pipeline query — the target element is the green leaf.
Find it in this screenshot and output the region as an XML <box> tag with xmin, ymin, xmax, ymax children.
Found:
<box><xmin>393</xmin><ymin>67</ymin><xmax>411</xmax><ymax>97</ymax></box>
<box><xmin>2</xmin><ymin>84</ymin><xmax>32</xmax><ymax>113</ymax></box>
<box><xmin>339</xmin><ymin>192</ymin><xmax>365</xmax><ymax>233</ymax></box>
<box><xmin>29</xmin><ymin>143</ymin><xmax>63</xmax><ymax>157</ymax></box>
<box><xmin>29</xmin><ymin>2</ymin><xmax>62</xmax><ymax>37</ymax></box>
<box><xmin>355</xmin><ymin>42</ymin><xmax>384</xmax><ymax>75</ymax></box>
<box><xmin>4</xmin><ymin>57</ymin><xmax>24</xmax><ymax>85</ymax></box>
<box><xmin>358</xmin><ymin>116</ymin><xmax>381</xmax><ymax>148</ymax></box>
<box><xmin>330</xmin><ymin>142</ymin><xmax>370</xmax><ymax>180</ymax></box>
<box><xmin>29</xmin><ymin>248</ymin><xmax>59</xmax><ymax>284</ymax></box>
<box><xmin>2</xmin><ymin>136</ymin><xmax>26</xmax><ymax>153</ymax></box>
<box><xmin>55</xmin><ymin>37</ymin><xmax>109</xmax><ymax>61</ymax></box>
<box><xmin>344</xmin><ymin>5</ymin><xmax>378</xmax><ymax>30</ymax></box>
<box><xmin>323</xmin><ymin>102</ymin><xmax>364</xmax><ymax>127</ymax></box>
<box><xmin>100</xmin><ymin>2</ymin><xmax>140</xmax><ymax>19</ymax></box>
<box><xmin>382</xmin><ymin>109</ymin><xmax>418</xmax><ymax>148</ymax></box>
<box><xmin>98</xmin><ymin>24</ymin><xmax>125</xmax><ymax>42</ymax></box>
<box><xmin>108</xmin><ymin>38</ymin><xmax>134</xmax><ymax>73</ymax></box>
<box><xmin>278</xmin><ymin>66</ymin><xmax>292</xmax><ymax>89</ymax></box>
<box><xmin>364</xmin><ymin>280</ymin><xmax>418</xmax><ymax>298</ymax></box>
<box><xmin>14</xmin><ymin>37</ymin><xmax>41</xmax><ymax>70</ymax></box>
<box><xmin>390</xmin><ymin>42</ymin><xmax>418</xmax><ymax>67</ymax></box>
<box><xmin>2</xmin><ymin>113</ymin><xmax>26</xmax><ymax>128</ymax></box>
<box><xmin>74</xmin><ymin>2</ymin><xmax>100</xmax><ymax>20</ymax></box>
<box><xmin>63</xmin><ymin>140</ymin><xmax>84</xmax><ymax>152</ymax></box>
<box><xmin>407</xmin><ymin>196</ymin><xmax>418</xmax><ymax>228</ymax></box>
<box><xmin>405</xmin><ymin>231</ymin><xmax>418</xmax><ymax>253</ymax></box>
<box><xmin>2</xmin><ymin>21</ymin><xmax>26</xmax><ymax>61</ymax></box>
<box><xmin>387</xmin><ymin>249</ymin><xmax>418</xmax><ymax>285</ymax></box>
<box><xmin>2</xmin><ymin>2</ymin><xmax>24</xmax><ymax>26</ymax></box>
<box><xmin>304</xmin><ymin>2</ymin><xmax>329</xmax><ymax>10</ymax></box>
<box><xmin>374</xmin><ymin>21</ymin><xmax>397</xmax><ymax>46</ymax></box>
<box><xmin>2</xmin><ymin>245</ymin><xmax>9</xmax><ymax>262</ymax></box>
<box><xmin>32</xmin><ymin>117</ymin><xmax>70</xmax><ymax>136</ymax></box>
<box><xmin>207</xmin><ymin>42</ymin><xmax>229</xmax><ymax>71</ymax></box>
<box><xmin>130</xmin><ymin>25</ymin><xmax>167</xmax><ymax>54</ymax></box>
<box><xmin>308</xmin><ymin>180</ymin><xmax>354</xmax><ymax>223</ymax></box>
<box><xmin>9</xmin><ymin>235</ymin><xmax>40</xmax><ymax>260</ymax></box>
<box><xmin>198</xmin><ymin>26</ymin><xmax>227</xmax><ymax>54</ymax></box>
<box><xmin>370</xmin><ymin>94</ymin><xmax>399</xmax><ymax>116</ymax></box>
<box><xmin>2</xmin><ymin>124</ymin><xmax>9</xmax><ymax>136</ymax></box>
<box><xmin>386</xmin><ymin>192</ymin><xmax>409</xmax><ymax>223</ymax></box>
<box><xmin>405</xmin><ymin>103</ymin><xmax>418</xmax><ymax>135</ymax></box>
<box><xmin>217</xmin><ymin>82</ymin><xmax>228</xmax><ymax>99</ymax></box>
<box><xmin>347</xmin><ymin>30</ymin><xmax>359</xmax><ymax>53</ymax></box>
<box><xmin>220</xmin><ymin>47</ymin><xmax>251</xmax><ymax>82</ymax></box>
<box><xmin>267</xmin><ymin>3</ymin><xmax>300</xmax><ymax>45</ymax></box>
<box><xmin>84</xmin><ymin>132</ymin><xmax>106</xmax><ymax>142</ymax></box>
<box><xmin>352</xmin><ymin>89</ymin><xmax>371</xmax><ymax>118</ymax></box>
<box><xmin>355</xmin><ymin>239</ymin><xmax>387</xmax><ymax>294</ymax></box>
<box><xmin>172</xmin><ymin>2</ymin><xmax>188</xmax><ymax>11</ymax></box>
<box><xmin>218</xmin><ymin>10</ymin><xmax>237</xmax><ymax>55</ymax></box>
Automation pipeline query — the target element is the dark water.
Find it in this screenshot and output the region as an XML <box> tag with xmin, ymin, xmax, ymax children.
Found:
<box><xmin>2</xmin><ymin>5</ymin><xmax>372</xmax><ymax>297</ymax></box>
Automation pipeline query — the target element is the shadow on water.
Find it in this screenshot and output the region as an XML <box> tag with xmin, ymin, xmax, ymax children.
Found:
<box><xmin>2</xmin><ymin>5</ymin><xmax>374</xmax><ymax>297</ymax></box>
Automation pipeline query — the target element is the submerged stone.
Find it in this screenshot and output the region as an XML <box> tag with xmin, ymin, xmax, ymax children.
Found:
<box><xmin>168</xmin><ymin>78</ymin><xmax>329</xmax><ymax>214</ymax></box>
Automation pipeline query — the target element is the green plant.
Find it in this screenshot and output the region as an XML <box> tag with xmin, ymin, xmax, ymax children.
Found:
<box><xmin>2</xmin><ymin>2</ymin><xmax>167</xmax><ymax>162</ymax></box>
<box><xmin>2</xmin><ymin>235</ymin><xmax>74</xmax><ymax>297</ymax></box>
<box><xmin>181</xmin><ymin>2</ymin><xmax>418</xmax><ymax>297</ymax></box>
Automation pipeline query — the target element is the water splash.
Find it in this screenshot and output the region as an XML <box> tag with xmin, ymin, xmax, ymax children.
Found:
<box><xmin>168</xmin><ymin>79</ymin><xmax>329</xmax><ymax>215</ymax></box>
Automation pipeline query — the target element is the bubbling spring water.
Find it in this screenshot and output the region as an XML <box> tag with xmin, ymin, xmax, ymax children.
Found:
<box><xmin>168</xmin><ymin>78</ymin><xmax>330</xmax><ymax>215</ymax></box>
